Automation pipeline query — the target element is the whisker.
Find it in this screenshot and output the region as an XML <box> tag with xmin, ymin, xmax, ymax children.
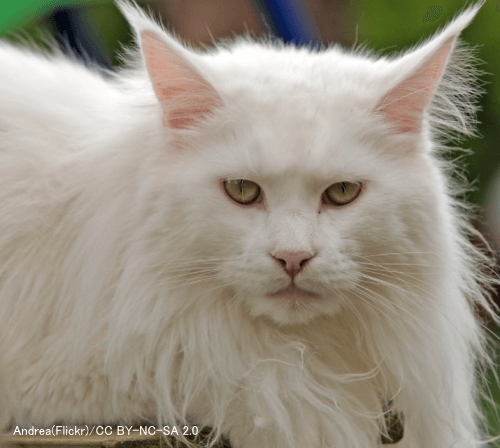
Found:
<box><xmin>352</xmin><ymin>282</ymin><xmax>443</xmax><ymax>337</ymax></box>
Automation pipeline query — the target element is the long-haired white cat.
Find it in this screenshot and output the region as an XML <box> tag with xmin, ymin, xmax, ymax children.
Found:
<box><xmin>0</xmin><ymin>1</ymin><xmax>498</xmax><ymax>447</ymax></box>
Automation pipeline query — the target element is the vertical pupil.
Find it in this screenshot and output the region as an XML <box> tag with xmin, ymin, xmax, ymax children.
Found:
<box><xmin>240</xmin><ymin>180</ymin><xmax>244</xmax><ymax>194</ymax></box>
<box><xmin>341</xmin><ymin>182</ymin><xmax>346</xmax><ymax>193</ymax></box>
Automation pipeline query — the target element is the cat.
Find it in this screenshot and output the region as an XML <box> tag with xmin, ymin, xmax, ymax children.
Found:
<box><xmin>0</xmin><ymin>1</ymin><xmax>498</xmax><ymax>447</ymax></box>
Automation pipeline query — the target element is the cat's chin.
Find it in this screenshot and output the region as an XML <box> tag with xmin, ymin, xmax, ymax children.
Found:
<box><xmin>245</xmin><ymin>290</ymin><xmax>340</xmax><ymax>326</ymax></box>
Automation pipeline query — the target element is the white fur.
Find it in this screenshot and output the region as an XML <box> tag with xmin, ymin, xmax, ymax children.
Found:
<box><xmin>0</xmin><ymin>1</ymin><xmax>497</xmax><ymax>447</ymax></box>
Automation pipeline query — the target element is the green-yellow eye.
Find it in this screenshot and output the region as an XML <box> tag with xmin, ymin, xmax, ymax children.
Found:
<box><xmin>224</xmin><ymin>179</ymin><xmax>261</xmax><ymax>205</ymax></box>
<box><xmin>323</xmin><ymin>182</ymin><xmax>362</xmax><ymax>206</ymax></box>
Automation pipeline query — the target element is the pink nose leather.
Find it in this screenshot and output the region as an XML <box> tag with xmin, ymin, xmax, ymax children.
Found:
<box><xmin>273</xmin><ymin>251</ymin><xmax>314</xmax><ymax>277</ymax></box>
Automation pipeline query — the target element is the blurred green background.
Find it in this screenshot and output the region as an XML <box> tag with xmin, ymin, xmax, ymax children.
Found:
<box><xmin>1</xmin><ymin>0</ymin><xmax>499</xmax><ymax>444</ymax></box>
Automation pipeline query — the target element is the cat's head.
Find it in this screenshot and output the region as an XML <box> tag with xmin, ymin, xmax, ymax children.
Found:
<box><xmin>119</xmin><ymin>2</ymin><xmax>483</xmax><ymax>326</ymax></box>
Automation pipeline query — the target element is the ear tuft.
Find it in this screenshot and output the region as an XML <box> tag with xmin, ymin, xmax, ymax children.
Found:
<box><xmin>140</xmin><ymin>31</ymin><xmax>221</xmax><ymax>129</ymax></box>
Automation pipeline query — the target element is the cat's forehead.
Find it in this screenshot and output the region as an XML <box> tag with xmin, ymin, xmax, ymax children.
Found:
<box><xmin>209</xmin><ymin>108</ymin><xmax>382</xmax><ymax>188</ymax></box>
<box><xmin>200</xmin><ymin>42</ymin><xmax>388</xmax><ymax>111</ymax></box>
<box><xmin>197</xmin><ymin>44</ymin><xmax>387</xmax><ymax>178</ymax></box>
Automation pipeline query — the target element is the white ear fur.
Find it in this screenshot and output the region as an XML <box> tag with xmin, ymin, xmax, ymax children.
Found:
<box><xmin>116</xmin><ymin>0</ymin><xmax>221</xmax><ymax>129</ymax></box>
<box><xmin>374</xmin><ymin>2</ymin><xmax>484</xmax><ymax>136</ymax></box>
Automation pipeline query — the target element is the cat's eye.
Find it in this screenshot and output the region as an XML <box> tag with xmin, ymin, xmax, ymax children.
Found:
<box><xmin>323</xmin><ymin>181</ymin><xmax>362</xmax><ymax>206</ymax></box>
<box><xmin>224</xmin><ymin>179</ymin><xmax>261</xmax><ymax>205</ymax></box>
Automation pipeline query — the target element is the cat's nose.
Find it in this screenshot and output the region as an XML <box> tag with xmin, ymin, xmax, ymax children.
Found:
<box><xmin>272</xmin><ymin>251</ymin><xmax>315</xmax><ymax>277</ymax></box>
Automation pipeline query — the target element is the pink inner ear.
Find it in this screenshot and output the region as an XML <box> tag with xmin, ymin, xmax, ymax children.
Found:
<box><xmin>141</xmin><ymin>32</ymin><xmax>221</xmax><ymax>129</ymax></box>
<box><xmin>376</xmin><ymin>39</ymin><xmax>454</xmax><ymax>134</ymax></box>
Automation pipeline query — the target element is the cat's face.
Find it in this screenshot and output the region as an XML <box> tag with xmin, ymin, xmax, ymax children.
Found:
<box><xmin>165</xmin><ymin>99</ymin><xmax>440</xmax><ymax>326</ymax></box>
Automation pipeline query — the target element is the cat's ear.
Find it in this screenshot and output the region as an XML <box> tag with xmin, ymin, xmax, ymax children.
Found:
<box><xmin>117</xmin><ymin>1</ymin><xmax>222</xmax><ymax>130</ymax></box>
<box><xmin>374</xmin><ymin>2</ymin><xmax>483</xmax><ymax>136</ymax></box>
<box><xmin>139</xmin><ymin>32</ymin><xmax>222</xmax><ymax>129</ymax></box>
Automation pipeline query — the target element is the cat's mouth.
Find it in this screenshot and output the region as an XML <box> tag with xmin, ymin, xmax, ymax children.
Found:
<box><xmin>268</xmin><ymin>285</ymin><xmax>320</xmax><ymax>305</ymax></box>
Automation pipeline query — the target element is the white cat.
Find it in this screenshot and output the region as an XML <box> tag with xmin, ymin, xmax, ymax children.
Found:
<box><xmin>0</xmin><ymin>1</ymin><xmax>497</xmax><ymax>447</ymax></box>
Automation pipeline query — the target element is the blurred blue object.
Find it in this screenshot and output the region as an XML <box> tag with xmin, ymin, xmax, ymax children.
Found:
<box><xmin>50</xmin><ymin>6</ymin><xmax>113</xmax><ymax>70</ymax></box>
<box><xmin>254</xmin><ymin>0</ymin><xmax>321</xmax><ymax>44</ymax></box>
